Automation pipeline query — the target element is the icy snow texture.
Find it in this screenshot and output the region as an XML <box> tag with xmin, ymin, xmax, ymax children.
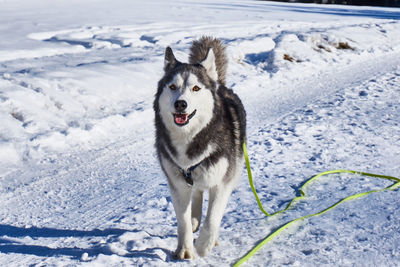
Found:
<box><xmin>0</xmin><ymin>0</ymin><xmax>400</xmax><ymax>266</ymax></box>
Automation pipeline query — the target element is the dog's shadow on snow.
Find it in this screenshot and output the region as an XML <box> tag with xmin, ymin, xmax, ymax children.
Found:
<box><xmin>0</xmin><ymin>224</ymin><xmax>174</xmax><ymax>261</ymax></box>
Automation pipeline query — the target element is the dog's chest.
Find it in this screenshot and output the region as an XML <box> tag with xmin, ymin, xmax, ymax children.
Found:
<box><xmin>190</xmin><ymin>156</ymin><xmax>228</xmax><ymax>189</ymax></box>
<box><xmin>165</xmin><ymin>137</ymin><xmax>227</xmax><ymax>188</ymax></box>
<box><xmin>169</xmin><ymin>134</ymin><xmax>213</xmax><ymax>169</ymax></box>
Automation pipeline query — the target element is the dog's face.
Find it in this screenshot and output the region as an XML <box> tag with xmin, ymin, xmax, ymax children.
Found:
<box><xmin>156</xmin><ymin>47</ymin><xmax>218</xmax><ymax>136</ymax></box>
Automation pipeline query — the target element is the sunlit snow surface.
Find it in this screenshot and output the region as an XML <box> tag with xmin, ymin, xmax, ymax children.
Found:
<box><xmin>0</xmin><ymin>0</ymin><xmax>400</xmax><ymax>266</ymax></box>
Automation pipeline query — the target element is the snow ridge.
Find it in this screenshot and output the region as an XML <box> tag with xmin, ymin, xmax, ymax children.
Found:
<box><xmin>1</xmin><ymin>0</ymin><xmax>400</xmax><ymax>266</ymax></box>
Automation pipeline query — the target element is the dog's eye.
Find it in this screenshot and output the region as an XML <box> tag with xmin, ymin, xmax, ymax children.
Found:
<box><xmin>192</xmin><ymin>85</ymin><xmax>201</xmax><ymax>92</ymax></box>
<box><xmin>169</xmin><ymin>84</ymin><xmax>177</xmax><ymax>90</ymax></box>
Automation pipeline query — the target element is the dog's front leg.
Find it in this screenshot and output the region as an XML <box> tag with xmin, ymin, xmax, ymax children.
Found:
<box><xmin>169</xmin><ymin>183</ymin><xmax>195</xmax><ymax>259</ymax></box>
<box><xmin>195</xmin><ymin>185</ymin><xmax>232</xmax><ymax>257</ymax></box>
<box><xmin>191</xmin><ymin>189</ymin><xmax>203</xmax><ymax>232</ymax></box>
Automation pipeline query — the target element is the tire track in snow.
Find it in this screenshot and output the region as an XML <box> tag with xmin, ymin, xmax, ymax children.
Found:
<box><xmin>242</xmin><ymin>52</ymin><xmax>400</xmax><ymax>131</ymax></box>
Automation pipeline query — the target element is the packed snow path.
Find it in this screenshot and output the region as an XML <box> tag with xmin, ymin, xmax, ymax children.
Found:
<box><xmin>1</xmin><ymin>0</ymin><xmax>400</xmax><ymax>266</ymax></box>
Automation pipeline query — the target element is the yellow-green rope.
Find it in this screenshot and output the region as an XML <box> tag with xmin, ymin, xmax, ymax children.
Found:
<box><xmin>235</xmin><ymin>142</ymin><xmax>400</xmax><ymax>266</ymax></box>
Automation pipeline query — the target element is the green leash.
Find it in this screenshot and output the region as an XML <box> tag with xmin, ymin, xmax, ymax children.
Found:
<box><xmin>235</xmin><ymin>142</ymin><xmax>400</xmax><ymax>266</ymax></box>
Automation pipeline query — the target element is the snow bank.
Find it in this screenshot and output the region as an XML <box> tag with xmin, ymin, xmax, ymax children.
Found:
<box><xmin>0</xmin><ymin>0</ymin><xmax>400</xmax><ymax>266</ymax></box>
<box><xmin>1</xmin><ymin>6</ymin><xmax>400</xmax><ymax>175</ymax></box>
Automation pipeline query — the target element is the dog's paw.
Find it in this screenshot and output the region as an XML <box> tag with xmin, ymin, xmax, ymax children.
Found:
<box><xmin>195</xmin><ymin>233</ymin><xmax>216</xmax><ymax>257</ymax></box>
<box><xmin>191</xmin><ymin>217</ymin><xmax>200</xmax><ymax>232</ymax></box>
<box><xmin>174</xmin><ymin>245</ymin><xmax>195</xmax><ymax>260</ymax></box>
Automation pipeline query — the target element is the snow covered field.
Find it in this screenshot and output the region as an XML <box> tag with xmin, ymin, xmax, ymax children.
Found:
<box><xmin>1</xmin><ymin>0</ymin><xmax>400</xmax><ymax>266</ymax></box>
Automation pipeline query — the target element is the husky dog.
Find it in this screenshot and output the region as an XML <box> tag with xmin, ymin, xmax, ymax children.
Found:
<box><xmin>154</xmin><ymin>36</ymin><xmax>246</xmax><ymax>259</ymax></box>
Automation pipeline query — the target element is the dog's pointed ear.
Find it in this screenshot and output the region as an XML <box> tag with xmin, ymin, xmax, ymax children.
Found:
<box><xmin>164</xmin><ymin>47</ymin><xmax>178</xmax><ymax>72</ymax></box>
<box><xmin>200</xmin><ymin>48</ymin><xmax>218</xmax><ymax>82</ymax></box>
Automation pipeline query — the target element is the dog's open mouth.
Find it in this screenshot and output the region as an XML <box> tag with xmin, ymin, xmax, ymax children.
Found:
<box><xmin>173</xmin><ymin>110</ymin><xmax>196</xmax><ymax>126</ymax></box>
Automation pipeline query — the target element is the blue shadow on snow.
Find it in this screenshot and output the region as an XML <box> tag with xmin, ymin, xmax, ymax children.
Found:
<box><xmin>0</xmin><ymin>224</ymin><xmax>173</xmax><ymax>261</ymax></box>
<box><xmin>281</xmin><ymin>4</ymin><xmax>400</xmax><ymax>20</ymax></box>
<box><xmin>203</xmin><ymin>2</ymin><xmax>400</xmax><ymax>20</ymax></box>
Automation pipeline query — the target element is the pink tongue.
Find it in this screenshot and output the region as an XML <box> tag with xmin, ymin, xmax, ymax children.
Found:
<box><xmin>175</xmin><ymin>114</ymin><xmax>188</xmax><ymax>124</ymax></box>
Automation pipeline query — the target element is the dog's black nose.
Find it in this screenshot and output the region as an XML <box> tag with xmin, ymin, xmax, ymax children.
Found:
<box><xmin>174</xmin><ymin>100</ymin><xmax>187</xmax><ymax>112</ymax></box>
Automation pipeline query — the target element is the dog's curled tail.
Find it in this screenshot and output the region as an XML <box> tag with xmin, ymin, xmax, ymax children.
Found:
<box><xmin>189</xmin><ymin>36</ymin><xmax>228</xmax><ymax>86</ymax></box>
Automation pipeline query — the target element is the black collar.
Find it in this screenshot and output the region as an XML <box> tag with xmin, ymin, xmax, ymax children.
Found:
<box><xmin>177</xmin><ymin>161</ymin><xmax>203</xmax><ymax>186</ymax></box>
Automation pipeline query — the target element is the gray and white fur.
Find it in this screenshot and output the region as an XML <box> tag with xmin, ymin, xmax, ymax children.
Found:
<box><xmin>154</xmin><ymin>36</ymin><xmax>246</xmax><ymax>259</ymax></box>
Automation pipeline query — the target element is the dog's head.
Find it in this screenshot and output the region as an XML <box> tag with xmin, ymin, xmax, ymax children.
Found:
<box><xmin>155</xmin><ymin>47</ymin><xmax>218</xmax><ymax>135</ymax></box>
